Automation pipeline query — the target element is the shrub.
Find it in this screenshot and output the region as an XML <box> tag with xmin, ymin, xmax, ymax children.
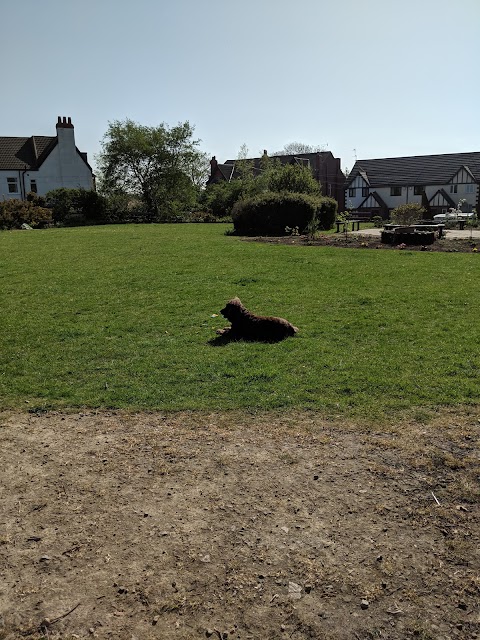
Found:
<box><xmin>372</xmin><ymin>215</ymin><xmax>383</xmax><ymax>228</ymax></box>
<box><xmin>45</xmin><ymin>188</ymin><xmax>107</xmax><ymax>225</ymax></box>
<box><xmin>232</xmin><ymin>192</ymin><xmax>337</xmax><ymax>236</ymax></box>
<box><xmin>0</xmin><ymin>198</ymin><xmax>53</xmax><ymax>230</ymax></box>
<box><xmin>390</xmin><ymin>203</ymin><xmax>425</xmax><ymax>225</ymax></box>
<box><xmin>201</xmin><ymin>163</ymin><xmax>325</xmax><ymax>220</ymax></box>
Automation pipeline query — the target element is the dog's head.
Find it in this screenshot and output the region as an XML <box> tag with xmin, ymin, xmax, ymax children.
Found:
<box><xmin>220</xmin><ymin>297</ymin><xmax>245</xmax><ymax>321</ymax></box>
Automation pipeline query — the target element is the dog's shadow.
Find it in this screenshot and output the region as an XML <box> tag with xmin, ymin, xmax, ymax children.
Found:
<box><xmin>208</xmin><ymin>332</ymin><xmax>287</xmax><ymax>346</ymax></box>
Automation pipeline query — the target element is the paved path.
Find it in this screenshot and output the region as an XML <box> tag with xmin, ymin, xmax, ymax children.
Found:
<box><xmin>352</xmin><ymin>228</ymin><xmax>480</xmax><ymax>240</ymax></box>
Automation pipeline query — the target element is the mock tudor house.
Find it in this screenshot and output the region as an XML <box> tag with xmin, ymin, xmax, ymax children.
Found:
<box><xmin>345</xmin><ymin>152</ymin><xmax>480</xmax><ymax>218</ymax></box>
<box><xmin>0</xmin><ymin>117</ymin><xmax>94</xmax><ymax>201</ymax></box>
<box><xmin>208</xmin><ymin>150</ymin><xmax>345</xmax><ymax>210</ymax></box>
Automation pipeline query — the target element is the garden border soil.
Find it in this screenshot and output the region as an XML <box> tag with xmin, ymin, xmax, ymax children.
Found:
<box><xmin>244</xmin><ymin>233</ymin><xmax>480</xmax><ymax>252</ymax></box>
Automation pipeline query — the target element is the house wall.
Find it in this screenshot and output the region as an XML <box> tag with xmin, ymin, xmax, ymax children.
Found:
<box><xmin>0</xmin><ymin>170</ymin><xmax>26</xmax><ymax>200</ymax></box>
<box><xmin>0</xmin><ymin>118</ymin><xmax>93</xmax><ymax>200</ymax></box>
<box><xmin>346</xmin><ymin>183</ymin><xmax>478</xmax><ymax>212</ymax></box>
<box><xmin>35</xmin><ymin>144</ymin><xmax>93</xmax><ymax>195</ymax></box>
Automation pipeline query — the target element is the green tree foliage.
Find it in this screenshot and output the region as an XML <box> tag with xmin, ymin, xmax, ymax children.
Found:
<box><xmin>266</xmin><ymin>163</ymin><xmax>321</xmax><ymax>196</ymax></box>
<box><xmin>199</xmin><ymin>180</ymin><xmax>245</xmax><ymax>218</ymax></box>
<box><xmin>45</xmin><ymin>188</ymin><xmax>107</xmax><ymax>225</ymax></box>
<box><xmin>390</xmin><ymin>203</ymin><xmax>426</xmax><ymax>225</ymax></box>
<box><xmin>202</xmin><ymin>156</ymin><xmax>323</xmax><ymax>219</ymax></box>
<box><xmin>96</xmin><ymin>119</ymin><xmax>205</xmax><ymax>221</ymax></box>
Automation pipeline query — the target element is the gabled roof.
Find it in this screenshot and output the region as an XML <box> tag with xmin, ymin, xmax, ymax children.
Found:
<box><xmin>346</xmin><ymin>152</ymin><xmax>480</xmax><ymax>188</ymax></box>
<box><xmin>217</xmin><ymin>163</ymin><xmax>235</xmax><ymax>181</ymax></box>
<box><xmin>358</xmin><ymin>190</ymin><xmax>388</xmax><ymax>210</ymax></box>
<box><xmin>358</xmin><ymin>169</ymin><xmax>370</xmax><ymax>185</ymax></box>
<box><xmin>450</xmin><ymin>164</ymin><xmax>475</xmax><ymax>182</ymax></box>
<box><xmin>429</xmin><ymin>188</ymin><xmax>456</xmax><ymax>208</ymax></box>
<box><xmin>0</xmin><ymin>136</ymin><xmax>57</xmax><ymax>170</ymax></box>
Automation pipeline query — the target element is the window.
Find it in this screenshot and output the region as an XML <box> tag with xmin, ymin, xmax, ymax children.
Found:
<box><xmin>362</xmin><ymin>187</ymin><xmax>369</xmax><ymax>197</ymax></box>
<box><xmin>465</xmin><ymin>184</ymin><xmax>475</xmax><ymax>194</ymax></box>
<box><xmin>414</xmin><ymin>185</ymin><xmax>423</xmax><ymax>195</ymax></box>
<box><xmin>30</xmin><ymin>180</ymin><xmax>37</xmax><ymax>193</ymax></box>
<box><xmin>349</xmin><ymin>188</ymin><xmax>356</xmax><ymax>197</ymax></box>
<box><xmin>7</xmin><ymin>177</ymin><xmax>19</xmax><ymax>193</ymax></box>
<box><xmin>390</xmin><ymin>186</ymin><xmax>402</xmax><ymax>196</ymax></box>
<box><xmin>450</xmin><ymin>184</ymin><xmax>458</xmax><ymax>194</ymax></box>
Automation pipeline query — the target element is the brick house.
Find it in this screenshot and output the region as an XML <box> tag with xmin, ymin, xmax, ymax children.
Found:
<box><xmin>207</xmin><ymin>150</ymin><xmax>345</xmax><ymax>210</ymax></box>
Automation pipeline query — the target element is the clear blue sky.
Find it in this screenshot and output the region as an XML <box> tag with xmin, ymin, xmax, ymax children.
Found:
<box><xmin>2</xmin><ymin>0</ymin><xmax>479</xmax><ymax>173</ymax></box>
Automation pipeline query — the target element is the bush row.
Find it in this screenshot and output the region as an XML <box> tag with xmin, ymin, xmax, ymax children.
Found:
<box><xmin>232</xmin><ymin>192</ymin><xmax>337</xmax><ymax>236</ymax></box>
<box><xmin>0</xmin><ymin>189</ymin><xmax>107</xmax><ymax>230</ymax></box>
<box><xmin>0</xmin><ymin>193</ymin><xmax>53</xmax><ymax>230</ymax></box>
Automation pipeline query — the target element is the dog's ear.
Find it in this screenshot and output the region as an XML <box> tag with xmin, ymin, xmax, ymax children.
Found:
<box><xmin>230</xmin><ymin>297</ymin><xmax>242</xmax><ymax>307</ymax></box>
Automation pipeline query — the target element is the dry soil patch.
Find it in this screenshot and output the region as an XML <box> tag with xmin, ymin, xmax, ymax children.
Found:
<box><xmin>0</xmin><ymin>409</ymin><xmax>478</xmax><ymax>639</ymax></box>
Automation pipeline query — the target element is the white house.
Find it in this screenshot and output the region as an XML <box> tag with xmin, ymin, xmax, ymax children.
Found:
<box><xmin>0</xmin><ymin>116</ymin><xmax>94</xmax><ymax>200</ymax></box>
<box><xmin>345</xmin><ymin>152</ymin><xmax>480</xmax><ymax>218</ymax></box>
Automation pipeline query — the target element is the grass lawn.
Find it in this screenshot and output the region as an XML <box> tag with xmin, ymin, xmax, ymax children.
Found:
<box><xmin>1</xmin><ymin>223</ymin><xmax>479</xmax><ymax>418</ymax></box>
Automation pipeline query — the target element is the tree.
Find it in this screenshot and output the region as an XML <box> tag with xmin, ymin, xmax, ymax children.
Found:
<box><xmin>267</xmin><ymin>164</ymin><xmax>321</xmax><ymax>196</ymax></box>
<box><xmin>272</xmin><ymin>142</ymin><xmax>327</xmax><ymax>156</ymax></box>
<box><xmin>235</xmin><ymin>143</ymin><xmax>255</xmax><ymax>181</ymax></box>
<box><xmin>96</xmin><ymin>119</ymin><xmax>205</xmax><ymax>221</ymax></box>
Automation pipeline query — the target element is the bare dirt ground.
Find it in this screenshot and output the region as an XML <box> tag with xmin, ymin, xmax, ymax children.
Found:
<box><xmin>0</xmin><ymin>409</ymin><xmax>478</xmax><ymax>640</ymax></box>
<box><xmin>247</xmin><ymin>232</ymin><xmax>480</xmax><ymax>252</ymax></box>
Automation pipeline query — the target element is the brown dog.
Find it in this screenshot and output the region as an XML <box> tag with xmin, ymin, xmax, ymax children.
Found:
<box><xmin>217</xmin><ymin>297</ymin><xmax>298</xmax><ymax>342</ymax></box>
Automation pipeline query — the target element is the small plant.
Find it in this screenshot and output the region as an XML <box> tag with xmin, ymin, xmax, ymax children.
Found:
<box><xmin>390</xmin><ymin>203</ymin><xmax>425</xmax><ymax>225</ymax></box>
<box><xmin>372</xmin><ymin>215</ymin><xmax>383</xmax><ymax>228</ymax></box>
<box><xmin>285</xmin><ymin>225</ymin><xmax>300</xmax><ymax>236</ymax></box>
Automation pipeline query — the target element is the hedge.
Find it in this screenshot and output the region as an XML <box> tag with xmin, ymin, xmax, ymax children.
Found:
<box><xmin>232</xmin><ymin>192</ymin><xmax>337</xmax><ymax>236</ymax></box>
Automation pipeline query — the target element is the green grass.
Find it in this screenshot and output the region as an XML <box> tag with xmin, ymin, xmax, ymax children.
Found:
<box><xmin>1</xmin><ymin>223</ymin><xmax>479</xmax><ymax>418</ymax></box>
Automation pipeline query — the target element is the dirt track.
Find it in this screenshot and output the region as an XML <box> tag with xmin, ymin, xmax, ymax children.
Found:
<box><xmin>0</xmin><ymin>409</ymin><xmax>478</xmax><ymax>639</ymax></box>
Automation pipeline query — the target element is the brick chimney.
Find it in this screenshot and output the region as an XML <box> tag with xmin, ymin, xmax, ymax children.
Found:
<box><xmin>55</xmin><ymin>116</ymin><xmax>76</xmax><ymax>180</ymax></box>
<box><xmin>56</xmin><ymin>116</ymin><xmax>74</xmax><ymax>129</ymax></box>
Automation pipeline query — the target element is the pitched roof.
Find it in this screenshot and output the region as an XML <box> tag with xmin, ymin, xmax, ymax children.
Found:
<box><xmin>346</xmin><ymin>152</ymin><xmax>480</xmax><ymax>188</ymax></box>
<box><xmin>0</xmin><ymin>136</ymin><xmax>57</xmax><ymax>170</ymax></box>
<box><xmin>224</xmin><ymin>151</ymin><xmax>334</xmax><ymax>170</ymax></box>
<box><xmin>217</xmin><ymin>163</ymin><xmax>235</xmax><ymax>181</ymax></box>
<box><xmin>358</xmin><ymin>190</ymin><xmax>388</xmax><ymax>210</ymax></box>
<box><xmin>429</xmin><ymin>188</ymin><xmax>456</xmax><ymax>208</ymax></box>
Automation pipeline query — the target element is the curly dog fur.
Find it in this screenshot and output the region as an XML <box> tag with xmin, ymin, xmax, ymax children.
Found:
<box><xmin>217</xmin><ymin>297</ymin><xmax>298</xmax><ymax>342</ymax></box>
